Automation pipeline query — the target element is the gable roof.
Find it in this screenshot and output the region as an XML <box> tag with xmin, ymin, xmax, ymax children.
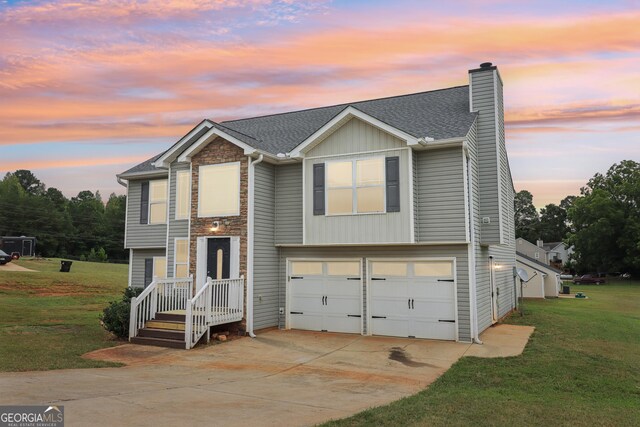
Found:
<box><xmin>516</xmin><ymin>251</ymin><xmax>562</xmax><ymax>274</ymax></box>
<box><xmin>119</xmin><ymin>85</ymin><xmax>476</xmax><ymax>177</ymax></box>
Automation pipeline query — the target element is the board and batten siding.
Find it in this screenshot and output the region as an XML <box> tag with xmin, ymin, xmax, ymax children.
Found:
<box><xmin>275</xmin><ymin>164</ymin><xmax>303</xmax><ymax>245</ymax></box>
<box><xmin>166</xmin><ymin>163</ymin><xmax>190</xmax><ymax>277</ymax></box>
<box><xmin>125</xmin><ymin>179</ymin><xmax>167</xmax><ymax>248</ymax></box>
<box><xmin>304</xmin><ymin>149</ymin><xmax>412</xmax><ymax>244</ymax></box>
<box><xmin>278</xmin><ymin>245</ymin><xmax>472</xmax><ymax>342</ymax></box>
<box><xmin>306</xmin><ymin>117</ymin><xmax>406</xmax><ymax>157</ymax></box>
<box><xmin>130</xmin><ymin>248</ymin><xmax>166</xmax><ymax>288</ymax></box>
<box><xmin>253</xmin><ymin>162</ymin><xmax>280</xmax><ymax>330</ymax></box>
<box><xmin>415</xmin><ymin>147</ymin><xmax>467</xmax><ymax>243</ymax></box>
<box><xmin>470</xmin><ymin>69</ymin><xmax>502</xmax><ymax>245</ymax></box>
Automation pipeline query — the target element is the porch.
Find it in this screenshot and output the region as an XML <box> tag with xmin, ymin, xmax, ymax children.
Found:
<box><xmin>129</xmin><ymin>276</ymin><xmax>244</xmax><ymax>349</ymax></box>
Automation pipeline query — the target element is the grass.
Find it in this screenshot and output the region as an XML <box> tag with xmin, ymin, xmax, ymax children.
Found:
<box><xmin>0</xmin><ymin>258</ymin><xmax>128</xmax><ymax>371</ymax></box>
<box><xmin>325</xmin><ymin>281</ymin><xmax>640</xmax><ymax>427</ymax></box>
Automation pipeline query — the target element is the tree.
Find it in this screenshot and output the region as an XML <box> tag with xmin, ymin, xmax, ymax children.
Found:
<box><xmin>539</xmin><ymin>203</ymin><xmax>570</xmax><ymax>242</ymax></box>
<box><xmin>514</xmin><ymin>190</ymin><xmax>540</xmax><ymax>242</ymax></box>
<box><xmin>567</xmin><ymin>160</ymin><xmax>640</xmax><ymax>274</ymax></box>
<box><xmin>103</xmin><ymin>193</ymin><xmax>127</xmax><ymax>261</ymax></box>
<box><xmin>10</xmin><ymin>170</ymin><xmax>46</xmax><ymax>196</ymax></box>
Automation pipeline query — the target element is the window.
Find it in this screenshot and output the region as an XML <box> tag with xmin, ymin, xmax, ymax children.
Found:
<box><xmin>174</xmin><ymin>239</ymin><xmax>189</xmax><ymax>278</ymax></box>
<box><xmin>153</xmin><ymin>256</ymin><xmax>166</xmax><ymax>279</ymax></box>
<box><xmin>326</xmin><ymin>261</ymin><xmax>360</xmax><ymax>276</ymax></box>
<box><xmin>534</xmin><ymin>252</ymin><xmax>540</xmax><ymax>259</ymax></box>
<box><xmin>414</xmin><ymin>262</ymin><xmax>453</xmax><ymax>277</ymax></box>
<box><xmin>326</xmin><ymin>157</ymin><xmax>385</xmax><ymax>215</ymax></box>
<box><xmin>198</xmin><ymin>162</ymin><xmax>240</xmax><ymax>217</ymax></box>
<box><xmin>291</xmin><ymin>261</ymin><xmax>323</xmax><ymax>276</ymax></box>
<box><xmin>149</xmin><ymin>180</ymin><xmax>167</xmax><ymax>224</ymax></box>
<box><xmin>176</xmin><ymin>170</ymin><xmax>190</xmax><ymax>220</ymax></box>
<box><xmin>371</xmin><ymin>262</ymin><xmax>407</xmax><ymax>277</ymax></box>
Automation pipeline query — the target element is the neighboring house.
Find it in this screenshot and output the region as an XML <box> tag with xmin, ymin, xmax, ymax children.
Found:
<box><xmin>516</xmin><ymin>252</ymin><xmax>561</xmax><ymax>298</ymax></box>
<box><xmin>543</xmin><ymin>241</ymin><xmax>572</xmax><ymax>268</ymax></box>
<box><xmin>118</xmin><ymin>62</ymin><xmax>517</xmax><ymax>348</ymax></box>
<box><xmin>516</xmin><ymin>238</ymin><xmax>548</xmax><ymax>264</ymax></box>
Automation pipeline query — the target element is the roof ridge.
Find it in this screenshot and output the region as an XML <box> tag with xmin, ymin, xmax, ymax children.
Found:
<box><xmin>220</xmin><ymin>84</ymin><xmax>469</xmax><ymax>124</ymax></box>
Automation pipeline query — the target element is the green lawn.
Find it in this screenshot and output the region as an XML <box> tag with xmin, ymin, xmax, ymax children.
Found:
<box><xmin>326</xmin><ymin>282</ymin><xmax>640</xmax><ymax>427</ymax></box>
<box><xmin>0</xmin><ymin>258</ymin><xmax>127</xmax><ymax>371</ymax></box>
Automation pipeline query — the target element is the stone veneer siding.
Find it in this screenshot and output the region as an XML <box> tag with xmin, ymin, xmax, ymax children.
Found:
<box><xmin>189</xmin><ymin>137</ymin><xmax>248</xmax><ymax>330</ymax></box>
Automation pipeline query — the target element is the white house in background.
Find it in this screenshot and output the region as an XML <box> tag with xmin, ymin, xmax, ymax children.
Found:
<box><xmin>542</xmin><ymin>242</ymin><xmax>573</xmax><ymax>267</ymax></box>
<box><xmin>516</xmin><ymin>238</ymin><xmax>548</xmax><ymax>264</ymax></box>
<box><xmin>516</xmin><ymin>252</ymin><xmax>561</xmax><ymax>298</ymax></box>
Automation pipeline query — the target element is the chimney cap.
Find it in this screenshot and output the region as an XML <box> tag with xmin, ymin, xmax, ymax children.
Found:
<box><xmin>480</xmin><ymin>62</ymin><xmax>493</xmax><ymax>68</ymax></box>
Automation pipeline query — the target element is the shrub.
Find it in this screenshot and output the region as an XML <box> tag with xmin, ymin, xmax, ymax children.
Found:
<box><xmin>100</xmin><ymin>287</ymin><xmax>143</xmax><ymax>339</ymax></box>
<box><xmin>87</xmin><ymin>247</ymin><xmax>108</xmax><ymax>263</ymax></box>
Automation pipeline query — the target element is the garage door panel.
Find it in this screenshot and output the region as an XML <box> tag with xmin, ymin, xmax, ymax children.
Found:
<box><xmin>412</xmin><ymin>301</ymin><xmax>456</xmax><ymax>319</ymax></box>
<box><xmin>323</xmin><ymin>314</ymin><xmax>361</xmax><ymax>334</ymax></box>
<box><xmin>370</xmin><ymin>296</ymin><xmax>408</xmax><ymax>319</ymax></box>
<box><xmin>290</xmin><ymin>313</ymin><xmax>324</xmax><ymax>332</ymax></box>
<box><xmin>371</xmin><ymin>317</ymin><xmax>409</xmax><ymax>338</ymax></box>
<box><xmin>410</xmin><ymin>319</ymin><xmax>456</xmax><ymax>340</ymax></box>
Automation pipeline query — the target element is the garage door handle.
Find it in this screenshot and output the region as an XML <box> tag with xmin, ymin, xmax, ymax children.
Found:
<box><xmin>290</xmin><ymin>311</ymin><xmax>303</xmax><ymax>315</ymax></box>
<box><xmin>438</xmin><ymin>319</ymin><xmax>455</xmax><ymax>323</ymax></box>
<box><xmin>347</xmin><ymin>315</ymin><xmax>361</xmax><ymax>318</ymax></box>
<box><xmin>372</xmin><ymin>316</ymin><xmax>387</xmax><ymax>319</ymax></box>
<box><xmin>291</xmin><ymin>276</ymin><xmax>303</xmax><ymax>279</ymax></box>
<box><xmin>438</xmin><ymin>279</ymin><xmax>454</xmax><ymax>282</ymax></box>
<box><xmin>347</xmin><ymin>277</ymin><xmax>361</xmax><ymax>280</ymax></box>
<box><xmin>371</xmin><ymin>277</ymin><xmax>386</xmax><ymax>281</ymax></box>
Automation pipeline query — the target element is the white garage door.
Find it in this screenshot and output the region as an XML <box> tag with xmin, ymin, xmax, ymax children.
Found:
<box><xmin>369</xmin><ymin>260</ymin><xmax>456</xmax><ymax>340</ymax></box>
<box><xmin>288</xmin><ymin>260</ymin><xmax>362</xmax><ymax>334</ymax></box>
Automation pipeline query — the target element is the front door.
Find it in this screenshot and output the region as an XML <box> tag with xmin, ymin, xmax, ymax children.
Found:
<box><xmin>207</xmin><ymin>238</ymin><xmax>230</xmax><ymax>280</ymax></box>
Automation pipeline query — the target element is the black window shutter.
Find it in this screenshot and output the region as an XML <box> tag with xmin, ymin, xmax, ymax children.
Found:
<box><xmin>313</xmin><ymin>163</ymin><xmax>325</xmax><ymax>215</ymax></box>
<box><xmin>386</xmin><ymin>156</ymin><xmax>400</xmax><ymax>212</ymax></box>
<box><xmin>144</xmin><ymin>258</ymin><xmax>153</xmax><ymax>287</ymax></box>
<box><xmin>139</xmin><ymin>182</ymin><xmax>149</xmax><ymax>224</ymax></box>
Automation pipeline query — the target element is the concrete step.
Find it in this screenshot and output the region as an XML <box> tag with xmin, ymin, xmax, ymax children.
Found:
<box><xmin>131</xmin><ymin>336</ymin><xmax>186</xmax><ymax>349</ymax></box>
<box><xmin>145</xmin><ymin>320</ymin><xmax>185</xmax><ymax>331</ymax></box>
<box><xmin>154</xmin><ymin>312</ymin><xmax>186</xmax><ymax>322</ymax></box>
<box><xmin>138</xmin><ymin>328</ymin><xmax>185</xmax><ymax>340</ymax></box>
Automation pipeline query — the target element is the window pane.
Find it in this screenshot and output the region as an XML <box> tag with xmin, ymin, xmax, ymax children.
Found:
<box><xmin>291</xmin><ymin>261</ymin><xmax>323</xmax><ymax>275</ymax></box>
<box><xmin>414</xmin><ymin>262</ymin><xmax>453</xmax><ymax>277</ymax></box>
<box><xmin>371</xmin><ymin>262</ymin><xmax>407</xmax><ymax>276</ymax></box>
<box><xmin>357</xmin><ymin>186</ymin><xmax>384</xmax><ymax>213</ymax></box>
<box><xmin>327</xmin><ymin>161</ymin><xmax>352</xmax><ymax>187</ymax></box>
<box><xmin>176</xmin><ymin>171</ymin><xmax>190</xmax><ymax>219</ymax></box>
<box><xmin>356</xmin><ymin>158</ymin><xmax>384</xmax><ymax>186</ymax></box>
<box><xmin>327</xmin><ymin>188</ymin><xmax>353</xmax><ymax>215</ymax></box>
<box><xmin>175</xmin><ymin>239</ymin><xmax>188</xmax><ymax>263</ymax></box>
<box><xmin>216</xmin><ymin>249</ymin><xmax>223</xmax><ymax>280</ymax></box>
<box><xmin>175</xmin><ymin>264</ymin><xmax>188</xmax><ymax>278</ymax></box>
<box><xmin>199</xmin><ymin>163</ymin><xmax>240</xmax><ymax>216</ymax></box>
<box><xmin>150</xmin><ymin>180</ymin><xmax>167</xmax><ymax>203</ymax></box>
<box><xmin>327</xmin><ymin>262</ymin><xmax>360</xmax><ymax>276</ymax></box>
<box><xmin>154</xmin><ymin>257</ymin><xmax>166</xmax><ymax>278</ymax></box>
<box><xmin>149</xmin><ymin>203</ymin><xmax>167</xmax><ymax>223</ymax></box>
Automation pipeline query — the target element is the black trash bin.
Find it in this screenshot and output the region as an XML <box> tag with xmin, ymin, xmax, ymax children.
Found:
<box><xmin>562</xmin><ymin>285</ymin><xmax>570</xmax><ymax>295</ymax></box>
<box><xmin>60</xmin><ymin>260</ymin><xmax>73</xmax><ymax>272</ymax></box>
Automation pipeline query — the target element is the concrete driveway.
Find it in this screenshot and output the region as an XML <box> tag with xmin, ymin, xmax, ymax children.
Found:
<box><xmin>0</xmin><ymin>327</ymin><xmax>533</xmax><ymax>427</ymax></box>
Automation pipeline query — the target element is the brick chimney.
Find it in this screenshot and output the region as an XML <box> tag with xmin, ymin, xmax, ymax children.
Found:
<box><xmin>469</xmin><ymin>62</ymin><xmax>507</xmax><ymax>245</ymax></box>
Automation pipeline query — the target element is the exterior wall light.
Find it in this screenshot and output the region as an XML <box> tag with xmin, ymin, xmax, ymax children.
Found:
<box><xmin>210</xmin><ymin>221</ymin><xmax>220</xmax><ymax>232</ymax></box>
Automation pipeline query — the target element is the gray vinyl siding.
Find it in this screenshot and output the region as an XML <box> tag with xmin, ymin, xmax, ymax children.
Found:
<box><xmin>304</xmin><ymin>149</ymin><xmax>412</xmax><ymax>244</ymax></box>
<box><xmin>306</xmin><ymin>117</ymin><xmax>405</xmax><ymax>157</ymax></box>
<box><xmin>413</xmin><ymin>152</ymin><xmax>419</xmax><ymax>242</ymax></box>
<box><xmin>278</xmin><ymin>245</ymin><xmax>472</xmax><ymax>342</ymax></box>
<box><xmin>253</xmin><ymin>162</ymin><xmax>280</xmax><ymax>329</ymax></box>
<box><xmin>125</xmin><ymin>178</ymin><xmax>167</xmax><ymax>248</ymax></box>
<box><xmin>166</xmin><ymin>163</ymin><xmax>190</xmax><ymax>277</ymax></box>
<box><xmin>416</xmin><ymin>147</ymin><xmax>467</xmax><ymax>242</ymax></box>
<box><xmin>130</xmin><ymin>248</ymin><xmax>166</xmax><ymax>288</ymax></box>
<box><xmin>470</xmin><ymin>70</ymin><xmax>502</xmax><ymax>245</ymax></box>
<box><xmin>275</xmin><ymin>164</ymin><xmax>303</xmax><ymax>245</ymax></box>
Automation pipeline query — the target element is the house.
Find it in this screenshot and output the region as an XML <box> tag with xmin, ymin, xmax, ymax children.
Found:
<box><xmin>542</xmin><ymin>241</ymin><xmax>572</xmax><ymax>269</ymax></box>
<box><xmin>516</xmin><ymin>238</ymin><xmax>549</xmax><ymax>264</ymax></box>
<box><xmin>118</xmin><ymin>62</ymin><xmax>517</xmax><ymax>348</ymax></box>
<box><xmin>516</xmin><ymin>252</ymin><xmax>561</xmax><ymax>298</ymax></box>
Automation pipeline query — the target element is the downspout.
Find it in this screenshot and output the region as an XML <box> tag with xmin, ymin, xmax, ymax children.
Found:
<box><xmin>466</xmin><ymin>152</ymin><xmax>483</xmax><ymax>345</ymax></box>
<box><xmin>247</xmin><ymin>154</ymin><xmax>264</xmax><ymax>338</ymax></box>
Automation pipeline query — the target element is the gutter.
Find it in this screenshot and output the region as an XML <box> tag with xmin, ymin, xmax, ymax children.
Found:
<box><xmin>246</xmin><ymin>154</ymin><xmax>264</xmax><ymax>338</ymax></box>
<box><xmin>116</xmin><ymin>176</ymin><xmax>128</xmax><ymax>187</ymax></box>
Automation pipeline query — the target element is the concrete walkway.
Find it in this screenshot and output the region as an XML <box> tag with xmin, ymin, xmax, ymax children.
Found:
<box><xmin>0</xmin><ymin>325</ymin><xmax>533</xmax><ymax>427</ymax></box>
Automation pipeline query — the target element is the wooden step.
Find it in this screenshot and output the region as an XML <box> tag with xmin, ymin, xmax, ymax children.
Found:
<box><xmin>155</xmin><ymin>312</ymin><xmax>186</xmax><ymax>322</ymax></box>
<box><xmin>131</xmin><ymin>336</ymin><xmax>185</xmax><ymax>349</ymax></box>
<box><xmin>145</xmin><ymin>320</ymin><xmax>185</xmax><ymax>331</ymax></box>
<box><xmin>138</xmin><ymin>328</ymin><xmax>185</xmax><ymax>340</ymax></box>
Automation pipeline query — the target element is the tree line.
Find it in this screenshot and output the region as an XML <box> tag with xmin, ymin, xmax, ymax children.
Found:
<box><xmin>515</xmin><ymin>160</ymin><xmax>640</xmax><ymax>275</ymax></box>
<box><xmin>0</xmin><ymin>170</ymin><xmax>127</xmax><ymax>262</ymax></box>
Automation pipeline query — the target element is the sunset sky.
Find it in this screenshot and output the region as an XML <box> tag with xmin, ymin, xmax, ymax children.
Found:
<box><xmin>1</xmin><ymin>0</ymin><xmax>638</xmax><ymax>208</ymax></box>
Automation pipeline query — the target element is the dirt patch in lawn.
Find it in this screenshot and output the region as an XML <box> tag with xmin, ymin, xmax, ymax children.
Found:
<box><xmin>0</xmin><ymin>282</ymin><xmax>93</xmax><ymax>296</ymax></box>
<box><xmin>0</xmin><ymin>263</ymin><xmax>36</xmax><ymax>272</ymax></box>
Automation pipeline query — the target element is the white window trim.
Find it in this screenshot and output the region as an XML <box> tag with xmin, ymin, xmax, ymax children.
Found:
<box><xmin>325</xmin><ymin>157</ymin><xmax>386</xmax><ymax>216</ymax></box>
<box><xmin>197</xmin><ymin>162</ymin><xmax>241</xmax><ymax>218</ymax></box>
<box><xmin>173</xmin><ymin>237</ymin><xmax>189</xmax><ymax>278</ymax></box>
<box><xmin>148</xmin><ymin>179</ymin><xmax>168</xmax><ymax>225</ymax></box>
<box><xmin>152</xmin><ymin>256</ymin><xmax>167</xmax><ymax>279</ymax></box>
<box><xmin>175</xmin><ymin>170</ymin><xmax>191</xmax><ymax>220</ymax></box>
